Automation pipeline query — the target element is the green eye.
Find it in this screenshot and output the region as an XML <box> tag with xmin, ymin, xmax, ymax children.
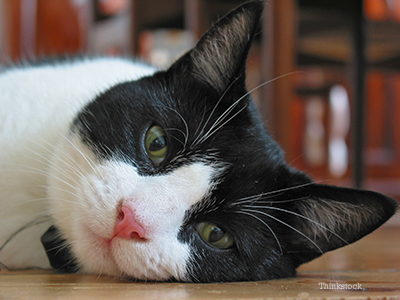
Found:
<box><xmin>145</xmin><ymin>125</ymin><xmax>168</xmax><ymax>165</ymax></box>
<box><xmin>195</xmin><ymin>222</ymin><xmax>234</xmax><ymax>249</ymax></box>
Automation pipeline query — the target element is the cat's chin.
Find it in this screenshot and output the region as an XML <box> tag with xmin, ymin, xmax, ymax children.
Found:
<box><xmin>77</xmin><ymin>228</ymin><xmax>189</xmax><ymax>281</ymax></box>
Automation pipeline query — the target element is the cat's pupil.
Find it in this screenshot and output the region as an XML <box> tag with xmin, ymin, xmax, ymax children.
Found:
<box><xmin>149</xmin><ymin>136</ymin><xmax>166</xmax><ymax>152</ymax></box>
<box><xmin>208</xmin><ymin>226</ymin><xmax>225</xmax><ymax>243</ymax></box>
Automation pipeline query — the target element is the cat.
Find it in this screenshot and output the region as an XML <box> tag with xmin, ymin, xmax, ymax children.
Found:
<box><xmin>0</xmin><ymin>1</ymin><xmax>397</xmax><ymax>283</ymax></box>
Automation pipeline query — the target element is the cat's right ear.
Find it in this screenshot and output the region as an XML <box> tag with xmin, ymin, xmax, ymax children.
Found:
<box><xmin>169</xmin><ymin>1</ymin><xmax>264</xmax><ymax>94</ymax></box>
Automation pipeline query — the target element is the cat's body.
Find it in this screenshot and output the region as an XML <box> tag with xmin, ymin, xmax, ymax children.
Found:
<box><xmin>0</xmin><ymin>1</ymin><xmax>397</xmax><ymax>282</ymax></box>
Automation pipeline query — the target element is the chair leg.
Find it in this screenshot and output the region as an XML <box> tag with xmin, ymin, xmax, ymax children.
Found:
<box><xmin>352</xmin><ymin>0</ymin><xmax>367</xmax><ymax>189</ymax></box>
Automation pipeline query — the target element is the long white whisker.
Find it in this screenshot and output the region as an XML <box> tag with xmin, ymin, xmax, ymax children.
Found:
<box><xmin>44</xmin><ymin>141</ymin><xmax>88</xmax><ymax>177</ymax></box>
<box><xmin>243</xmin><ymin>205</ymin><xmax>350</xmax><ymax>246</ymax></box>
<box><xmin>17</xmin><ymin>140</ymin><xmax>85</xmax><ymax>187</ymax></box>
<box><xmin>242</xmin><ymin>208</ymin><xmax>325</xmax><ymax>256</ymax></box>
<box><xmin>56</xmin><ymin>131</ymin><xmax>99</xmax><ymax>177</ymax></box>
<box><xmin>195</xmin><ymin>72</ymin><xmax>303</xmax><ymax>147</ymax></box>
<box><xmin>231</xmin><ymin>182</ymin><xmax>320</xmax><ymax>206</ymax></box>
<box><xmin>236</xmin><ymin>210</ymin><xmax>283</xmax><ymax>255</ymax></box>
<box><xmin>251</xmin><ymin>180</ymin><xmax>331</xmax><ymax>199</ymax></box>
<box><xmin>36</xmin><ymin>184</ymin><xmax>82</xmax><ymax>200</ymax></box>
<box><xmin>233</xmin><ymin>196</ymin><xmax>309</xmax><ymax>207</ymax></box>
<box><xmin>1</xmin><ymin>164</ymin><xmax>79</xmax><ymax>192</ymax></box>
<box><xmin>244</xmin><ymin>71</ymin><xmax>305</xmax><ymax>104</ymax></box>
<box><xmin>192</xmin><ymin>77</ymin><xmax>240</xmax><ymax>146</ymax></box>
<box><xmin>195</xmin><ymin>93</ymin><xmax>243</xmax><ymax>146</ymax></box>
<box><xmin>193</xmin><ymin>104</ymin><xmax>208</xmax><ymax>138</ymax></box>
<box><xmin>197</xmin><ymin>104</ymin><xmax>248</xmax><ymax>145</ymax></box>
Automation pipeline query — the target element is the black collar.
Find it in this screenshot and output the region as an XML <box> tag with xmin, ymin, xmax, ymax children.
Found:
<box><xmin>41</xmin><ymin>226</ymin><xmax>77</xmax><ymax>273</ymax></box>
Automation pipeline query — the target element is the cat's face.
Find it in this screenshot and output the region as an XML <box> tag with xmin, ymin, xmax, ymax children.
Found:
<box><xmin>46</xmin><ymin>1</ymin><xmax>397</xmax><ymax>282</ymax></box>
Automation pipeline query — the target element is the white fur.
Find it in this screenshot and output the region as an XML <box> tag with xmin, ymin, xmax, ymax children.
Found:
<box><xmin>0</xmin><ymin>58</ymin><xmax>151</xmax><ymax>270</ymax></box>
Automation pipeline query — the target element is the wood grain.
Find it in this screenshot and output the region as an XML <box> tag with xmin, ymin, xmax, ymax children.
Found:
<box><xmin>1</xmin><ymin>271</ymin><xmax>399</xmax><ymax>300</ymax></box>
<box><xmin>1</xmin><ymin>225</ymin><xmax>399</xmax><ymax>299</ymax></box>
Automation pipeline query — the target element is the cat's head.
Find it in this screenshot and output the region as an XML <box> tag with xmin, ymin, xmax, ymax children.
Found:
<box><xmin>46</xmin><ymin>1</ymin><xmax>397</xmax><ymax>282</ymax></box>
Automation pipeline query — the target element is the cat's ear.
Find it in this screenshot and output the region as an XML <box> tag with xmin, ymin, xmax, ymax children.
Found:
<box><xmin>284</xmin><ymin>184</ymin><xmax>397</xmax><ymax>266</ymax></box>
<box><xmin>170</xmin><ymin>1</ymin><xmax>263</xmax><ymax>93</ymax></box>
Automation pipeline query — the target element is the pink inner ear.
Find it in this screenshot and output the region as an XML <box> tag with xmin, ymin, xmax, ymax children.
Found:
<box><xmin>113</xmin><ymin>206</ymin><xmax>146</xmax><ymax>240</ymax></box>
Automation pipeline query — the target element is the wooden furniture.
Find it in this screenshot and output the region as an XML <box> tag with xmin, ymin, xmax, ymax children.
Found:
<box><xmin>261</xmin><ymin>0</ymin><xmax>400</xmax><ymax>201</ymax></box>
<box><xmin>0</xmin><ymin>0</ymin><xmax>92</xmax><ymax>60</ymax></box>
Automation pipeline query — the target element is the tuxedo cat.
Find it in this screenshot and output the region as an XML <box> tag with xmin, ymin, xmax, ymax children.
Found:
<box><xmin>0</xmin><ymin>1</ymin><xmax>397</xmax><ymax>283</ymax></box>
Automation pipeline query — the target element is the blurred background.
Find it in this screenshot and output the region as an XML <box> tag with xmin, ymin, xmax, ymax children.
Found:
<box><xmin>1</xmin><ymin>0</ymin><xmax>400</xmax><ymax>216</ymax></box>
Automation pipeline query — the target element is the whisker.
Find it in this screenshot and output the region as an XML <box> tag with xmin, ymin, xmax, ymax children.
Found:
<box><xmin>16</xmin><ymin>140</ymin><xmax>85</xmax><ymax>187</ymax></box>
<box><xmin>193</xmin><ymin>103</ymin><xmax>208</xmax><ymax>138</ymax></box>
<box><xmin>45</xmin><ymin>142</ymin><xmax>89</xmax><ymax>178</ymax></box>
<box><xmin>232</xmin><ymin>196</ymin><xmax>309</xmax><ymax>207</ymax></box>
<box><xmin>242</xmin><ymin>205</ymin><xmax>350</xmax><ymax>246</ymax></box>
<box><xmin>151</xmin><ymin>105</ymin><xmax>189</xmax><ymax>150</ymax></box>
<box><xmin>4</xmin><ymin>163</ymin><xmax>79</xmax><ymax>190</ymax></box>
<box><xmin>36</xmin><ymin>184</ymin><xmax>82</xmax><ymax>201</ymax></box>
<box><xmin>242</xmin><ymin>71</ymin><xmax>305</xmax><ymax>105</ymax></box>
<box><xmin>55</xmin><ymin>131</ymin><xmax>99</xmax><ymax>177</ymax></box>
<box><xmin>197</xmin><ymin>104</ymin><xmax>248</xmax><ymax>145</ymax></box>
<box><xmin>163</xmin><ymin>128</ymin><xmax>187</xmax><ymax>148</ymax></box>
<box><xmin>45</xmin><ymin>239</ymin><xmax>75</xmax><ymax>254</ymax></box>
<box><xmin>195</xmin><ymin>92</ymin><xmax>245</xmax><ymax>146</ymax></box>
<box><xmin>194</xmin><ymin>72</ymin><xmax>303</xmax><ymax>147</ymax></box>
<box><xmin>232</xmin><ymin>181</ymin><xmax>331</xmax><ymax>206</ymax></box>
<box><xmin>192</xmin><ymin>77</ymin><xmax>240</xmax><ymax>147</ymax></box>
<box><xmin>242</xmin><ymin>208</ymin><xmax>325</xmax><ymax>257</ymax></box>
<box><xmin>236</xmin><ymin>210</ymin><xmax>283</xmax><ymax>255</ymax></box>
<box><xmin>29</xmin><ymin>131</ymin><xmax>93</xmax><ymax>180</ymax></box>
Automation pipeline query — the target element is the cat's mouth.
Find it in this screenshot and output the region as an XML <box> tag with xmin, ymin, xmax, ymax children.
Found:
<box><xmin>87</xmin><ymin>222</ymin><xmax>148</xmax><ymax>254</ymax></box>
<box><xmin>102</xmin><ymin>234</ymin><xmax>148</xmax><ymax>249</ymax></box>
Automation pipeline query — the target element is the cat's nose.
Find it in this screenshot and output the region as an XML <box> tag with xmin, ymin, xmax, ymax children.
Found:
<box><xmin>113</xmin><ymin>206</ymin><xmax>146</xmax><ymax>240</ymax></box>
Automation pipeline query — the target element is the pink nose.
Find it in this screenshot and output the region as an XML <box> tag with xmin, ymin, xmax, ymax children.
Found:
<box><xmin>113</xmin><ymin>206</ymin><xmax>146</xmax><ymax>240</ymax></box>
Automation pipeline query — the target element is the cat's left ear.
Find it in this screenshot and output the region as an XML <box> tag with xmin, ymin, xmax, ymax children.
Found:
<box><xmin>284</xmin><ymin>184</ymin><xmax>397</xmax><ymax>266</ymax></box>
<box><xmin>170</xmin><ymin>1</ymin><xmax>263</xmax><ymax>93</ymax></box>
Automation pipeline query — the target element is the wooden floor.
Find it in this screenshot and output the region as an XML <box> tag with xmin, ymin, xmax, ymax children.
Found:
<box><xmin>1</xmin><ymin>223</ymin><xmax>399</xmax><ymax>300</ymax></box>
